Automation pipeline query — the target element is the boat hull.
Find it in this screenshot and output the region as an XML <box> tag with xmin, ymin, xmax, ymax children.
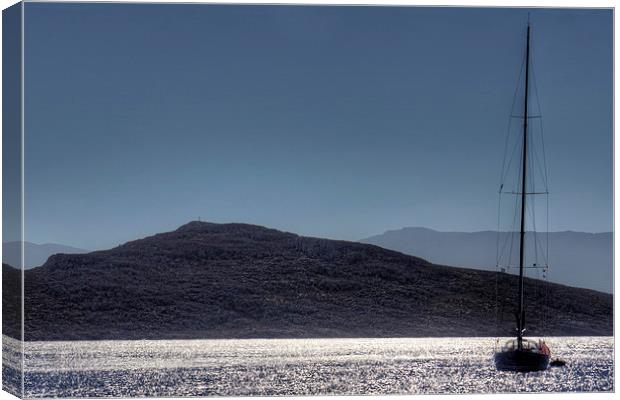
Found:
<box><xmin>494</xmin><ymin>350</ymin><xmax>550</xmax><ymax>372</ymax></box>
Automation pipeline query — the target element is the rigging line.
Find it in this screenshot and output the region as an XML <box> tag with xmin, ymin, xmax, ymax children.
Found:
<box><xmin>500</xmin><ymin>227</ymin><xmax>514</xmax><ymax>260</ymax></box>
<box><xmin>535</xmin><ymin>256</ymin><xmax>540</xmax><ymax>289</ymax></box>
<box><xmin>531</xmin><ymin>50</ymin><xmax>551</xmax><ymax>336</ymax></box>
<box><xmin>507</xmin><ymin>147</ymin><xmax>523</xmax><ymax>272</ymax></box>
<box><xmin>536</xmin><ymin>234</ymin><xmax>549</xmax><ymax>266</ymax></box>
<box><xmin>501</xmin><ymin>138</ymin><xmax>518</xmax><ymax>186</ymax></box>
<box><xmin>540</xmin><ymin>119</ymin><xmax>550</xmax><ymax>189</ymax></box>
<box><xmin>501</xmin><ymin>134</ymin><xmax>524</xmax><ymax>186</ymax></box>
<box><xmin>511</xmin><ymin>55</ymin><xmax>527</xmax><ymax>115</ymax></box>
<box><xmin>503</xmin><ymin>122</ymin><xmax>532</xmax><ymax>186</ymax></box>
<box><xmin>505</xmin><ymin>215</ymin><xmax>518</xmax><ymax>271</ymax></box>
<box><xmin>496</xmin><ymin>194</ymin><xmax>503</xmax><ymax>267</ymax></box>
<box><xmin>536</xmin><ymin>76</ymin><xmax>551</xmax><ymax>335</ymax></box>
<box><xmin>529</xmin><ymin>195</ymin><xmax>539</xmax><ymax>268</ymax></box>
<box><xmin>530</xmin><ymin>120</ymin><xmax>549</xmax><ymax>189</ymax></box>
<box><xmin>501</xmin><ymin>116</ymin><xmax>525</xmax><ymax>186</ymax></box>
<box><xmin>528</xmin><ymin>86</ymin><xmax>551</xmax><ymax>268</ymax></box>
<box><xmin>498</xmin><ymin>189</ymin><xmax>520</xmax><ymax>268</ymax></box>
<box><xmin>530</xmin><ymin>52</ymin><xmax>543</xmax><ymax>117</ymax></box>
<box><xmin>501</xmin><ymin>135</ymin><xmax>526</xmax><ymax>271</ymax></box>
<box><xmin>536</xmin><ymin>119</ymin><xmax>550</xmax><ymax>189</ymax></box>
<box><xmin>544</xmin><ymin>193</ymin><xmax>550</xmax><ymax>334</ymax></box>
<box><xmin>530</xmin><ymin>201</ymin><xmax>549</xmax><ymax>267</ymax></box>
<box><xmin>530</xmin><ymin>56</ymin><xmax>550</xmax><ymax>189</ymax></box>
<box><xmin>531</xmin><ymin>188</ymin><xmax>549</xmax><ymax>267</ymax></box>
<box><xmin>495</xmin><ymin>193</ymin><xmax>502</xmax><ymax>339</ymax></box>
<box><xmin>533</xmin><ymin>193</ymin><xmax>548</xmax><ymax>265</ymax></box>
<box><xmin>532</xmin><ymin>209</ymin><xmax>549</xmax><ymax>265</ymax></box>
<box><xmin>539</xmin><ymin>231</ymin><xmax>549</xmax><ymax>267</ymax></box>
<box><xmin>499</xmin><ymin>54</ymin><xmax>527</xmax><ymax>186</ymax></box>
<box><xmin>499</xmin><ymin>229</ymin><xmax>516</xmax><ymax>267</ymax></box>
<box><xmin>499</xmin><ymin>227</ymin><xmax>517</xmax><ymax>267</ymax></box>
<box><xmin>500</xmin><ymin>119</ymin><xmax>515</xmax><ymax>187</ymax></box>
<box><xmin>527</xmin><ymin>137</ymin><xmax>540</xmax><ymax>267</ymax></box>
<box><xmin>546</xmin><ymin>194</ymin><xmax>550</xmax><ymax>269</ymax></box>
<box><xmin>532</xmin><ymin>135</ymin><xmax>549</xmax><ymax>190</ymax></box>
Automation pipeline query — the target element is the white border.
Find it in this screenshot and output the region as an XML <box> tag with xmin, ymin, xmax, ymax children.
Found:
<box><xmin>0</xmin><ymin>2</ymin><xmax>615</xmax><ymax>400</ymax></box>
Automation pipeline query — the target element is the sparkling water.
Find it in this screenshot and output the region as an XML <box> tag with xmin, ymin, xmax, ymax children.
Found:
<box><xmin>2</xmin><ymin>335</ymin><xmax>613</xmax><ymax>397</ymax></box>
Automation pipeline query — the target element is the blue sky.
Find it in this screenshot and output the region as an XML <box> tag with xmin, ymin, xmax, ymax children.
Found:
<box><xmin>22</xmin><ymin>4</ymin><xmax>612</xmax><ymax>250</ymax></box>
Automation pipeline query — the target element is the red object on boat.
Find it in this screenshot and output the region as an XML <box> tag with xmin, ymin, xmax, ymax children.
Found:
<box><xmin>539</xmin><ymin>340</ymin><xmax>551</xmax><ymax>356</ymax></box>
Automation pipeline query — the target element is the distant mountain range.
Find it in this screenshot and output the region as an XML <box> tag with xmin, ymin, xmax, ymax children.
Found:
<box><xmin>3</xmin><ymin>221</ymin><xmax>611</xmax><ymax>341</ymax></box>
<box><xmin>2</xmin><ymin>241</ymin><xmax>87</xmax><ymax>269</ymax></box>
<box><xmin>361</xmin><ymin>228</ymin><xmax>613</xmax><ymax>293</ymax></box>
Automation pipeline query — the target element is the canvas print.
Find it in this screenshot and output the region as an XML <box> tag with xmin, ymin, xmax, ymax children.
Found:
<box><xmin>2</xmin><ymin>2</ymin><xmax>614</xmax><ymax>398</ymax></box>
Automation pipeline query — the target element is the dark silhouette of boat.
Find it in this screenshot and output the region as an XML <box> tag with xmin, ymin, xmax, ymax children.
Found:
<box><xmin>495</xmin><ymin>338</ymin><xmax>550</xmax><ymax>372</ymax></box>
<box><xmin>494</xmin><ymin>18</ymin><xmax>551</xmax><ymax>373</ymax></box>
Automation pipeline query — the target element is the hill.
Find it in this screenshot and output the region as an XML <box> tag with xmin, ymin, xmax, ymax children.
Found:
<box><xmin>5</xmin><ymin>221</ymin><xmax>612</xmax><ymax>341</ymax></box>
<box><xmin>361</xmin><ymin>228</ymin><xmax>613</xmax><ymax>293</ymax></box>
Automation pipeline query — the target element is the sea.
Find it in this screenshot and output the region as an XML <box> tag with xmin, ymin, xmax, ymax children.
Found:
<box><xmin>2</xmin><ymin>335</ymin><xmax>613</xmax><ymax>397</ymax></box>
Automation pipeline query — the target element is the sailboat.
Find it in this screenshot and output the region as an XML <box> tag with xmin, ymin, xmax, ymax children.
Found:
<box><xmin>493</xmin><ymin>20</ymin><xmax>551</xmax><ymax>372</ymax></box>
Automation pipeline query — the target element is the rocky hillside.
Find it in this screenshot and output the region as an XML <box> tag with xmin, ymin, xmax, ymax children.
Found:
<box><xmin>5</xmin><ymin>222</ymin><xmax>612</xmax><ymax>341</ymax></box>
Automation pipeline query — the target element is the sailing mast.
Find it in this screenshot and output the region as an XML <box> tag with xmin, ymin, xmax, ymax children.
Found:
<box><xmin>516</xmin><ymin>21</ymin><xmax>531</xmax><ymax>351</ymax></box>
<box><xmin>495</xmin><ymin>18</ymin><xmax>551</xmax><ymax>372</ymax></box>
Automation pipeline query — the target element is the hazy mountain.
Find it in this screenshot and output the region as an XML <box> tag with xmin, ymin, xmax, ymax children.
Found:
<box><xmin>2</xmin><ymin>241</ymin><xmax>87</xmax><ymax>269</ymax></box>
<box><xmin>4</xmin><ymin>221</ymin><xmax>610</xmax><ymax>341</ymax></box>
<box><xmin>361</xmin><ymin>228</ymin><xmax>613</xmax><ymax>293</ymax></box>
